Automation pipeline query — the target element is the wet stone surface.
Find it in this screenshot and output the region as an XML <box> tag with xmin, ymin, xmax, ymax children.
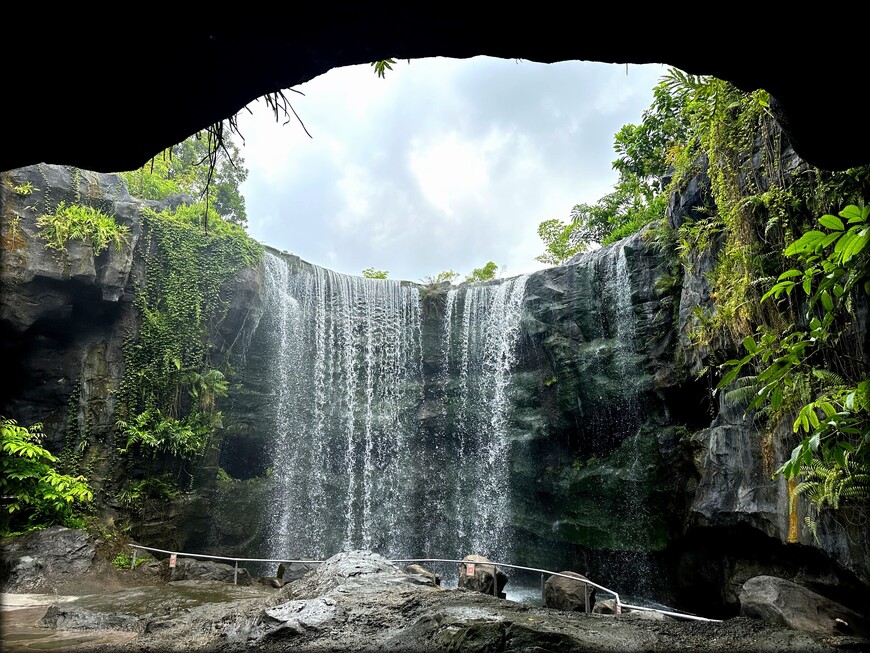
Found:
<box><xmin>3</xmin><ymin>551</ymin><xmax>867</xmax><ymax>653</ymax></box>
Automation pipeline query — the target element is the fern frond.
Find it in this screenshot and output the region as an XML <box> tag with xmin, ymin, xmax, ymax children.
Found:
<box><xmin>810</xmin><ymin>369</ymin><xmax>846</xmax><ymax>392</ymax></box>
<box><xmin>723</xmin><ymin>380</ymin><xmax>758</xmax><ymax>408</ymax></box>
<box><xmin>794</xmin><ymin>455</ymin><xmax>870</xmax><ymax>512</ymax></box>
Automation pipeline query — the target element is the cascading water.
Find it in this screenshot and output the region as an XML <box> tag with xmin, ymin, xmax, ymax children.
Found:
<box><xmin>259</xmin><ymin>251</ymin><xmax>424</xmax><ymax>559</ymax></box>
<box><xmin>254</xmin><ymin>251</ymin><xmax>530</xmax><ymax>565</ymax></box>
<box><xmin>444</xmin><ymin>276</ymin><xmax>529</xmax><ymax>562</ymax></box>
<box><xmin>605</xmin><ymin>243</ymin><xmax>654</xmax><ymax>598</ymax></box>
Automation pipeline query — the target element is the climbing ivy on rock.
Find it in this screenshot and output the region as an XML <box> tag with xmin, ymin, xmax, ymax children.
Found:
<box><xmin>117</xmin><ymin>200</ymin><xmax>262</xmax><ymax>460</ymax></box>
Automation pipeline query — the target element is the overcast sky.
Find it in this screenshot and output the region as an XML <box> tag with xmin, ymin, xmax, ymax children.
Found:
<box><xmin>233</xmin><ymin>58</ymin><xmax>668</xmax><ymax>283</ymax></box>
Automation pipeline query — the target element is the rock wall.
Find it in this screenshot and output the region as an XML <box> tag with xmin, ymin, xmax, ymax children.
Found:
<box><xmin>0</xmin><ymin>164</ymin><xmax>261</xmax><ymax>542</ymax></box>
<box><xmin>2</xmin><ymin>160</ymin><xmax>867</xmax><ymax>618</ymax></box>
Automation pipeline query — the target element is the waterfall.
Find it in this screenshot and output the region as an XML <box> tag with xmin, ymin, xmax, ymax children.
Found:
<box><xmin>259</xmin><ymin>251</ymin><xmax>423</xmax><ymax>559</ymax></box>
<box><xmin>609</xmin><ymin>243</ymin><xmax>654</xmax><ymax>597</ymax></box>
<box><xmin>253</xmin><ymin>252</ymin><xmax>529</xmax><ymax>564</ymax></box>
<box><xmin>257</xmin><ymin>253</ymin><xmax>526</xmax><ymax>558</ymax></box>
<box><xmin>445</xmin><ymin>275</ymin><xmax>529</xmax><ymax>562</ymax></box>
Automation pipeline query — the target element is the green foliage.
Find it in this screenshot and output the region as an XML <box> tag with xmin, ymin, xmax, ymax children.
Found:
<box><xmin>371</xmin><ymin>58</ymin><xmax>408</xmax><ymax>78</ymax></box>
<box><xmin>718</xmin><ymin>205</ymin><xmax>869</xmax><ymax>512</ymax></box>
<box><xmin>535</xmin><ymin>218</ymin><xmax>585</xmax><ymax>265</ymax></box>
<box><xmin>12</xmin><ymin>181</ymin><xmax>35</xmax><ymax>196</ymax></box>
<box><xmin>535</xmin><ymin>73</ymin><xmax>685</xmax><ymax>260</ymax></box>
<box><xmin>117</xmin><ymin>408</ymin><xmax>213</xmax><ymax>459</ymax></box>
<box><xmin>362</xmin><ymin>267</ymin><xmax>389</xmax><ymax>279</ymax></box>
<box><xmin>466</xmin><ymin>261</ymin><xmax>498</xmax><ymax>283</ymax></box>
<box><xmin>118</xmin><ymin>202</ymin><xmax>262</xmax><ymax>461</ymax></box>
<box><xmin>0</xmin><ymin>417</ymin><xmax>93</xmax><ymax>534</ymax></box>
<box><xmin>794</xmin><ymin>454</ymin><xmax>870</xmax><ymax>513</ymax></box>
<box><xmin>117</xmin><ymin>475</ymin><xmax>180</xmax><ymax>514</ymax></box>
<box><xmin>372</xmin><ymin>59</ymin><xmax>396</xmax><ymax>78</ymax></box>
<box><xmin>36</xmin><ymin>201</ymin><xmax>129</xmax><ymax>254</ymax></box>
<box><xmin>121</xmin><ymin>132</ymin><xmax>248</xmax><ymax>227</ymax></box>
<box><xmin>112</xmin><ymin>552</ymin><xmax>148</xmax><ymax>569</ymax></box>
<box><xmin>612</xmin><ymin>77</ymin><xmax>693</xmax><ymax>195</ymax></box>
<box><xmin>422</xmin><ymin>270</ymin><xmax>459</xmax><ymax>285</ymax></box>
<box><xmin>216</xmin><ymin>467</ymin><xmax>236</xmax><ymax>484</ymax></box>
<box><xmin>187</xmin><ymin>369</ymin><xmax>229</xmax><ymax>414</ymax></box>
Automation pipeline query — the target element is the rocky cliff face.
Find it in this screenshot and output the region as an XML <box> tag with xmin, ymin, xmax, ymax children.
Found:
<box><xmin>0</xmin><ymin>165</ymin><xmax>261</xmax><ymax>540</ymax></box>
<box><xmin>1</xmin><ymin>161</ymin><xmax>867</xmax><ymax>618</ymax></box>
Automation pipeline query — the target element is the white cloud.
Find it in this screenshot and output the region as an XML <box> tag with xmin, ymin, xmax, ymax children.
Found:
<box><xmin>236</xmin><ymin>57</ymin><xmax>666</xmax><ymax>282</ymax></box>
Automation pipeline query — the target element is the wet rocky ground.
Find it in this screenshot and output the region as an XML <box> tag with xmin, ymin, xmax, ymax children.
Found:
<box><xmin>3</xmin><ymin>550</ymin><xmax>868</xmax><ymax>653</ymax></box>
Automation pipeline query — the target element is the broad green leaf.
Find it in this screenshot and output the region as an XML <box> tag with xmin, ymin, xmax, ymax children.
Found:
<box><xmin>841</xmin><ymin>204</ymin><xmax>868</xmax><ymax>224</ymax></box>
<box><xmin>842</xmin><ymin>228</ymin><xmax>868</xmax><ymax>262</ymax></box>
<box><xmin>821</xmin><ymin>290</ymin><xmax>834</xmax><ymax>312</ymax></box>
<box><xmin>820</xmin><ymin>232</ymin><xmax>841</xmax><ymax>248</ymax></box>
<box><xmin>742</xmin><ymin>336</ymin><xmax>758</xmax><ymax>354</ymax></box>
<box><xmin>762</xmin><ymin>281</ymin><xmax>794</xmax><ymax>301</ymax></box>
<box><xmin>785</xmin><ymin>230</ymin><xmax>827</xmax><ymax>256</ymax></box>
<box><xmin>818</xmin><ymin>214</ymin><xmax>844</xmax><ymax>231</ymax></box>
<box><xmin>778</xmin><ymin>269</ymin><xmax>803</xmax><ymax>279</ymax></box>
<box><xmin>833</xmin><ymin>230</ymin><xmax>854</xmax><ymax>255</ymax></box>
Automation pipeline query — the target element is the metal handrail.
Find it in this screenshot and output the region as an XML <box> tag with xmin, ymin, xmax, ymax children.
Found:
<box><xmin>128</xmin><ymin>544</ymin><xmax>322</xmax><ymax>586</ymax></box>
<box><xmin>127</xmin><ymin>545</ymin><xmax>721</xmax><ymax>622</ymax></box>
<box><xmin>392</xmin><ymin>558</ymin><xmax>616</xmax><ymax>614</ymax></box>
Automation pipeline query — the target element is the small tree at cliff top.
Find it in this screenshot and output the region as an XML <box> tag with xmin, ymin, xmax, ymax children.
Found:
<box><xmin>466</xmin><ymin>261</ymin><xmax>498</xmax><ymax>282</ymax></box>
<box><xmin>362</xmin><ymin>267</ymin><xmax>389</xmax><ymax>279</ymax></box>
<box><xmin>536</xmin><ymin>71</ymin><xmax>690</xmax><ymax>261</ymax></box>
<box><xmin>122</xmin><ymin>131</ymin><xmax>248</xmax><ymax>228</ymax></box>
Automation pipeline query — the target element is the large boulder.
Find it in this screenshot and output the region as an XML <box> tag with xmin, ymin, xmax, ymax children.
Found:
<box><xmin>458</xmin><ymin>554</ymin><xmax>508</xmax><ymax>599</ymax></box>
<box><xmin>739</xmin><ymin>575</ymin><xmax>869</xmax><ymax>636</ymax></box>
<box><xmin>167</xmin><ymin>557</ymin><xmax>253</xmax><ymax>586</ymax></box>
<box><xmin>1</xmin><ymin>526</ymin><xmax>96</xmax><ymax>592</ymax></box>
<box><xmin>543</xmin><ymin>570</ymin><xmax>596</xmax><ymax>612</ymax></box>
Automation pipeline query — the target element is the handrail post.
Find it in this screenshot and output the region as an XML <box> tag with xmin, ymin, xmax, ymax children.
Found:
<box><xmin>234</xmin><ymin>560</ymin><xmax>239</xmax><ymax>585</ymax></box>
<box><xmin>540</xmin><ymin>572</ymin><xmax>544</xmax><ymax>603</ymax></box>
<box><xmin>131</xmin><ymin>548</ymin><xmax>137</xmax><ymax>570</ymax></box>
<box><xmin>584</xmin><ymin>580</ymin><xmax>590</xmax><ymax>613</ymax></box>
<box><xmin>492</xmin><ymin>565</ymin><xmax>497</xmax><ymax>597</ymax></box>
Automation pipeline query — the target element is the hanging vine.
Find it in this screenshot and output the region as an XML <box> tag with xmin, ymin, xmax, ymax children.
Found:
<box><xmin>116</xmin><ymin>200</ymin><xmax>262</xmax><ymax>461</ymax></box>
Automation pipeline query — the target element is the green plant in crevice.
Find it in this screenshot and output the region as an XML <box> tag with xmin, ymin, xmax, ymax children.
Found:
<box><xmin>36</xmin><ymin>201</ymin><xmax>129</xmax><ymax>255</ymax></box>
<box><xmin>421</xmin><ymin>270</ymin><xmax>459</xmax><ymax>285</ymax></box>
<box><xmin>12</xmin><ymin>181</ymin><xmax>35</xmax><ymax>196</ymax></box>
<box><xmin>466</xmin><ymin>261</ymin><xmax>498</xmax><ymax>283</ymax></box>
<box><xmin>112</xmin><ymin>552</ymin><xmax>148</xmax><ymax>569</ymax></box>
<box><xmin>362</xmin><ymin>267</ymin><xmax>388</xmax><ymax>279</ymax></box>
